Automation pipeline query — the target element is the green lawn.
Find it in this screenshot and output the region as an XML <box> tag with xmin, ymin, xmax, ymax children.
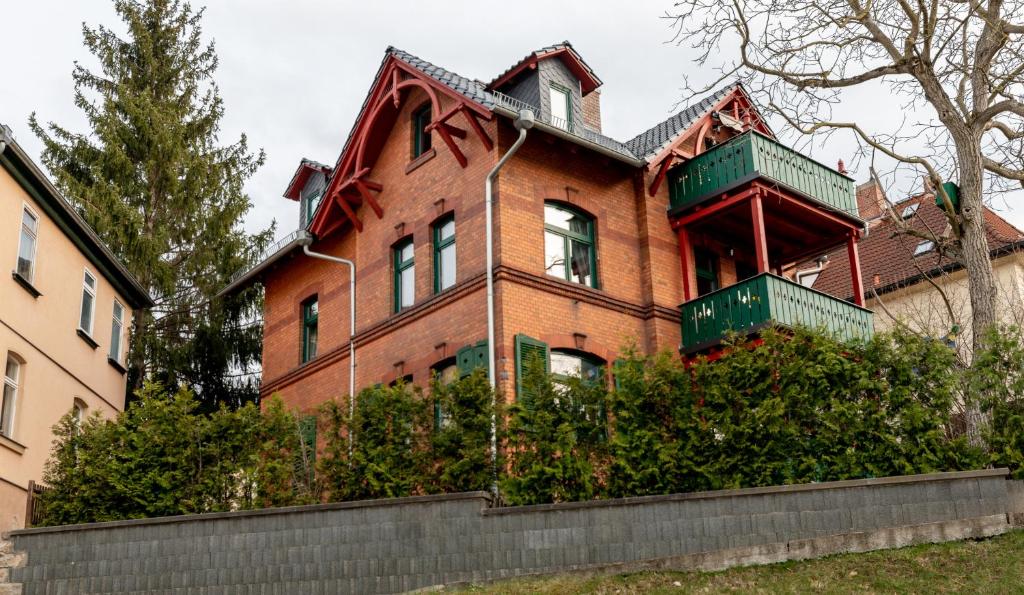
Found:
<box><xmin>451</xmin><ymin>530</ymin><xmax>1024</xmax><ymax>594</ymax></box>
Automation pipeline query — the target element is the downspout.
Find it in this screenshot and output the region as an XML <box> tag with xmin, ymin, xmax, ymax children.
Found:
<box><xmin>485</xmin><ymin>109</ymin><xmax>534</xmax><ymax>496</ymax></box>
<box><xmin>795</xmin><ymin>255</ymin><xmax>828</xmax><ymax>286</ymax></box>
<box><xmin>298</xmin><ymin>234</ymin><xmax>357</xmax><ymax>455</ymax></box>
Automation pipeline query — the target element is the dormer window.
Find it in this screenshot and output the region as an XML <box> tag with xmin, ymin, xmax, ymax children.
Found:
<box><xmin>300</xmin><ymin>173</ymin><xmax>326</xmax><ymax>227</ymax></box>
<box><xmin>549</xmin><ymin>85</ymin><xmax>571</xmax><ymax>130</ymax></box>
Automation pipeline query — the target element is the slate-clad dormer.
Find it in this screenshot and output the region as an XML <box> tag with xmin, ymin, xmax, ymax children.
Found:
<box><xmin>487</xmin><ymin>41</ymin><xmax>603</xmax><ymax>133</ymax></box>
<box><xmin>282</xmin><ymin>159</ymin><xmax>332</xmax><ymax>228</ymax></box>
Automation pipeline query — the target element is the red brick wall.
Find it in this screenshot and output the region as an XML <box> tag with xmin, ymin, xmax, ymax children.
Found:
<box><xmin>260</xmin><ymin>94</ymin><xmax>688</xmax><ymax>412</ymax></box>
<box><xmin>581</xmin><ymin>90</ymin><xmax>601</xmax><ymax>132</ymax></box>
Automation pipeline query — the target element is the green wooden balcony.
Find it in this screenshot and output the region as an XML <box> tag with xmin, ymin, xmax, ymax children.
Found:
<box><xmin>668</xmin><ymin>131</ymin><xmax>859</xmax><ymax>219</ymax></box>
<box><xmin>680</xmin><ymin>273</ymin><xmax>873</xmax><ymax>353</ymax></box>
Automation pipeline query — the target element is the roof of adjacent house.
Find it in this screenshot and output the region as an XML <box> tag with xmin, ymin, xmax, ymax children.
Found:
<box><xmin>811</xmin><ymin>191</ymin><xmax>1024</xmax><ymax>301</ymax></box>
<box><xmin>0</xmin><ymin>124</ymin><xmax>154</xmax><ymax>309</ymax></box>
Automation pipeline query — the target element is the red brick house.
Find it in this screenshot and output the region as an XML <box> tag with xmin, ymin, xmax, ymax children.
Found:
<box><xmin>221</xmin><ymin>42</ymin><xmax>872</xmax><ymax>412</ymax></box>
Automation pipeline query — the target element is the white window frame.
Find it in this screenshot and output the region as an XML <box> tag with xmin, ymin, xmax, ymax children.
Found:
<box><xmin>72</xmin><ymin>398</ymin><xmax>86</xmax><ymax>431</ymax></box>
<box><xmin>16</xmin><ymin>202</ymin><xmax>40</xmax><ymax>283</ymax></box>
<box><xmin>549</xmin><ymin>85</ymin><xmax>571</xmax><ymax>130</ymax></box>
<box><xmin>2</xmin><ymin>355</ymin><xmax>19</xmax><ymax>438</ymax></box>
<box><xmin>79</xmin><ymin>268</ymin><xmax>98</xmax><ymax>337</ymax></box>
<box><xmin>109</xmin><ymin>300</ymin><xmax>125</xmax><ymax>362</ymax></box>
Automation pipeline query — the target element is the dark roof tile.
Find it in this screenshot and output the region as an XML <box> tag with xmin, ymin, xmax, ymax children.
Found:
<box><xmin>624</xmin><ymin>83</ymin><xmax>737</xmax><ymax>159</ymax></box>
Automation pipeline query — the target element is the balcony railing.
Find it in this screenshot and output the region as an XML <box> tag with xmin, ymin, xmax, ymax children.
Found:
<box><xmin>668</xmin><ymin>131</ymin><xmax>859</xmax><ymax>219</ymax></box>
<box><xmin>680</xmin><ymin>273</ymin><xmax>873</xmax><ymax>352</ymax></box>
<box><xmin>489</xmin><ymin>91</ymin><xmax>637</xmax><ymax>159</ymax></box>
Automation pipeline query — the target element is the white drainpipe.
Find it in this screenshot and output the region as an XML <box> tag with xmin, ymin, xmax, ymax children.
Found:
<box><xmin>298</xmin><ymin>234</ymin><xmax>357</xmax><ymax>454</ymax></box>
<box><xmin>485</xmin><ymin>109</ymin><xmax>535</xmax><ymax>495</ymax></box>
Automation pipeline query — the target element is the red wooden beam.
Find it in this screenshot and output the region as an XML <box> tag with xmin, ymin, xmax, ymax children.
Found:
<box><xmin>462</xmin><ymin>108</ymin><xmax>493</xmax><ymax>151</ymax></box>
<box><xmin>333</xmin><ymin>192</ymin><xmax>363</xmax><ymax>233</ymax></box>
<box><xmin>672</xmin><ymin>187</ymin><xmax>760</xmax><ymax>228</ymax></box>
<box><xmin>847</xmin><ymin>232</ymin><xmax>865</xmax><ymax>307</ymax></box>
<box><xmin>648</xmin><ymin>157</ymin><xmax>673</xmax><ymax>197</ymax></box>
<box><xmin>677</xmin><ymin>225</ymin><xmax>694</xmax><ymax>302</ymax></box>
<box><xmin>751</xmin><ymin>190</ymin><xmax>769</xmax><ymax>273</ymax></box>
<box><xmin>757</xmin><ymin>182</ymin><xmax>862</xmax><ymax>231</ymax></box>
<box><xmin>353</xmin><ymin>179</ymin><xmax>384</xmax><ymax>219</ymax></box>
<box><xmin>436</xmin><ymin>125</ymin><xmax>468</xmax><ymax>168</ymax></box>
<box><xmin>694</xmin><ymin>118</ymin><xmax>713</xmax><ymax>155</ymax></box>
<box><xmin>439</xmin><ymin>122</ymin><xmax>467</xmax><ymax>139</ymax></box>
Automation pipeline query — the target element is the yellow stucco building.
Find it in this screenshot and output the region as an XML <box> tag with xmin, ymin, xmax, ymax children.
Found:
<box><xmin>0</xmin><ymin>124</ymin><xmax>152</xmax><ymax>531</ymax></box>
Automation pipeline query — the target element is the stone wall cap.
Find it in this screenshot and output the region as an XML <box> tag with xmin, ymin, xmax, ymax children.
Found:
<box><xmin>11</xmin><ymin>491</ymin><xmax>492</xmax><ymax>536</ymax></box>
<box><xmin>483</xmin><ymin>468</ymin><xmax>1010</xmax><ymax>516</ymax></box>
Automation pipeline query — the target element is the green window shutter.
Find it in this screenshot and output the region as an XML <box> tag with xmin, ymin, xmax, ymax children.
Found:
<box><xmin>456</xmin><ymin>344</ymin><xmax>476</xmax><ymax>377</ymax></box>
<box><xmin>456</xmin><ymin>340</ymin><xmax>490</xmax><ymax>378</ymax></box>
<box><xmin>514</xmin><ymin>334</ymin><xmax>549</xmax><ymax>404</ymax></box>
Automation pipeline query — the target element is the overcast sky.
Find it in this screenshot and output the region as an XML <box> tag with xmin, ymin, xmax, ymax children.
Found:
<box><xmin>5</xmin><ymin>0</ymin><xmax>1023</xmax><ymax>240</ymax></box>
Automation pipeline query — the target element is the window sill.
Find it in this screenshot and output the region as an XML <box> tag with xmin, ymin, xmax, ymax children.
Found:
<box><xmin>11</xmin><ymin>271</ymin><xmax>42</xmax><ymax>298</ymax></box>
<box><xmin>544</xmin><ymin>272</ymin><xmax>602</xmax><ymax>293</ymax></box>
<box><xmin>405</xmin><ymin>147</ymin><xmax>436</xmax><ymax>174</ymax></box>
<box><xmin>0</xmin><ymin>433</ymin><xmax>26</xmax><ymax>455</ymax></box>
<box><xmin>77</xmin><ymin>328</ymin><xmax>99</xmax><ymax>349</ymax></box>
<box><xmin>108</xmin><ymin>356</ymin><xmax>127</xmax><ymax>375</ymax></box>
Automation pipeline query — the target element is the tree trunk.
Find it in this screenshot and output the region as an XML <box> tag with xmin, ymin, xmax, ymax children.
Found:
<box><xmin>952</xmin><ymin>129</ymin><xmax>996</xmax><ymax>447</ymax></box>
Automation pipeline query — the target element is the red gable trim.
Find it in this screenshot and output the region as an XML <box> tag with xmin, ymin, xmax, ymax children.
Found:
<box><xmin>487</xmin><ymin>47</ymin><xmax>602</xmax><ymax>95</ymax></box>
<box><xmin>283</xmin><ymin>161</ymin><xmax>332</xmax><ymax>201</ymax></box>
<box><xmin>309</xmin><ymin>54</ymin><xmax>494</xmax><ymax>239</ymax></box>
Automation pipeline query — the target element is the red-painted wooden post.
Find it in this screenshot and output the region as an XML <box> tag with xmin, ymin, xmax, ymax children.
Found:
<box><xmin>677</xmin><ymin>225</ymin><xmax>694</xmax><ymax>302</ymax></box>
<box><xmin>847</xmin><ymin>232</ymin><xmax>865</xmax><ymax>306</ymax></box>
<box><xmin>751</xmin><ymin>192</ymin><xmax>769</xmax><ymax>273</ymax></box>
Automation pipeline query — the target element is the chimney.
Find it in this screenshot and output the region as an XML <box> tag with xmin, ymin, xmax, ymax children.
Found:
<box><xmin>855</xmin><ymin>178</ymin><xmax>888</xmax><ymax>221</ymax></box>
<box><xmin>582</xmin><ymin>90</ymin><xmax>601</xmax><ymax>132</ymax></box>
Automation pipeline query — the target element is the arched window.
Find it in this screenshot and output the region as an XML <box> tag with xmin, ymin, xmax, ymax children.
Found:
<box><xmin>72</xmin><ymin>398</ymin><xmax>87</xmax><ymax>431</ymax></box>
<box><xmin>544</xmin><ymin>203</ymin><xmax>597</xmax><ymax>288</ymax></box>
<box><xmin>550</xmin><ymin>349</ymin><xmax>607</xmax><ymax>430</ymax></box>
<box><xmin>550</xmin><ymin>349</ymin><xmax>605</xmax><ymax>386</ymax></box>
<box><xmin>2</xmin><ymin>354</ymin><xmax>21</xmax><ymax>438</ymax></box>
<box><xmin>430</xmin><ymin>357</ymin><xmax>458</xmax><ymax>432</ymax></box>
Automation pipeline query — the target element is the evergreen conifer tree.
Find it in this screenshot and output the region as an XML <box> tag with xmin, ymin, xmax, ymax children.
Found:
<box><xmin>30</xmin><ymin>0</ymin><xmax>272</xmax><ymax>408</ymax></box>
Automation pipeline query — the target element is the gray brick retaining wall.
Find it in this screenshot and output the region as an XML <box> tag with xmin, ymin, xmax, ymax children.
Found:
<box><xmin>1</xmin><ymin>469</ymin><xmax>1012</xmax><ymax>594</ymax></box>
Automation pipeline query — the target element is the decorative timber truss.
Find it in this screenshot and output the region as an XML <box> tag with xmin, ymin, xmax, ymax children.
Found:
<box><xmin>310</xmin><ymin>55</ymin><xmax>495</xmax><ymax>238</ymax></box>
<box><xmin>646</xmin><ymin>87</ymin><xmax>772</xmax><ymax>198</ymax></box>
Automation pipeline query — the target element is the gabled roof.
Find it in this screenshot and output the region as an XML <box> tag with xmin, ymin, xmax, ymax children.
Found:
<box><xmin>283</xmin><ymin>159</ymin><xmax>332</xmax><ymax>201</ymax></box>
<box><xmin>388</xmin><ymin>47</ymin><xmax>495</xmax><ymax>108</ymax></box>
<box><xmin>625</xmin><ymin>83</ymin><xmax>738</xmax><ymax>159</ymax></box>
<box><xmin>487</xmin><ymin>41</ymin><xmax>603</xmax><ymax>95</ymax></box>
<box><xmin>0</xmin><ymin>124</ymin><xmax>154</xmax><ymax>309</ymax></box>
<box><xmin>811</xmin><ymin>193</ymin><xmax>1024</xmax><ymax>301</ymax></box>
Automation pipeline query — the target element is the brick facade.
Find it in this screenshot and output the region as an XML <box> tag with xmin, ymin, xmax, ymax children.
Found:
<box><xmin>256</xmin><ymin>46</ymin><xmax>751</xmax><ymax>411</ymax></box>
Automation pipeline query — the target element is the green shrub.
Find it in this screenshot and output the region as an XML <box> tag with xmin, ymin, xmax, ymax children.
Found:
<box><xmin>427</xmin><ymin>368</ymin><xmax>499</xmax><ymax>494</ymax></box>
<box><xmin>38</xmin><ymin>383</ymin><xmax>314</xmax><ymax>526</ymax></box>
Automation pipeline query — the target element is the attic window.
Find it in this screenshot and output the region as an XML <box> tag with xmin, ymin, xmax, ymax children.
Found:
<box><xmin>412</xmin><ymin>104</ymin><xmax>432</xmax><ymax>158</ymax></box>
<box><xmin>913</xmin><ymin>240</ymin><xmax>935</xmax><ymax>256</ymax></box>
<box><xmin>901</xmin><ymin>203</ymin><xmax>920</xmax><ymax>219</ymax></box>
<box><xmin>549</xmin><ymin>85</ymin><xmax>571</xmax><ymax>130</ymax></box>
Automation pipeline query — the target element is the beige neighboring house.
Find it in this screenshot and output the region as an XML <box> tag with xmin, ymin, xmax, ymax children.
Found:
<box><xmin>0</xmin><ymin>124</ymin><xmax>152</xmax><ymax>531</ymax></box>
<box><xmin>809</xmin><ymin>179</ymin><xmax>1024</xmax><ymax>360</ymax></box>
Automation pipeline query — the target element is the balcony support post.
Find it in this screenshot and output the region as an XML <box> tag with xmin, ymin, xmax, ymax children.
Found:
<box><xmin>677</xmin><ymin>224</ymin><xmax>694</xmax><ymax>302</ymax></box>
<box><xmin>847</xmin><ymin>232</ymin><xmax>865</xmax><ymax>306</ymax></box>
<box><xmin>751</xmin><ymin>191</ymin><xmax>769</xmax><ymax>273</ymax></box>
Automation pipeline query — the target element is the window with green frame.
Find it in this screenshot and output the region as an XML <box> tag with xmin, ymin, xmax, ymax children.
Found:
<box><xmin>543</xmin><ymin>203</ymin><xmax>597</xmax><ymax>288</ymax></box>
<box><xmin>548</xmin><ymin>84</ymin><xmax>571</xmax><ymax>130</ymax></box>
<box><xmin>694</xmin><ymin>247</ymin><xmax>719</xmax><ymax>296</ymax></box>
<box><xmin>412</xmin><ymin>104</ymin><xmax>432</xmax><ymax>158</ymax></box>
<box><xmin>433</xmin><ymin>215</ymin><xmax>456</xmax><ymax>293</ymax></box>
<box><xmin>394</xmin><ymin>238</ymin><xmax>415</xmax><ymax>312</ymax></box>
<box><xmin>301</xmin><ymin>296</ymin><xmax>318</xmax><ymax>364</ymax></box>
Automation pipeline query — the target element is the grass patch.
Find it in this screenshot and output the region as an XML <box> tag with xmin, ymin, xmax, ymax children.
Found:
<box><xmin>451</xmin><ymin>529</ymin><xmax>1024</xmax><ymax>594</ymax></box>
